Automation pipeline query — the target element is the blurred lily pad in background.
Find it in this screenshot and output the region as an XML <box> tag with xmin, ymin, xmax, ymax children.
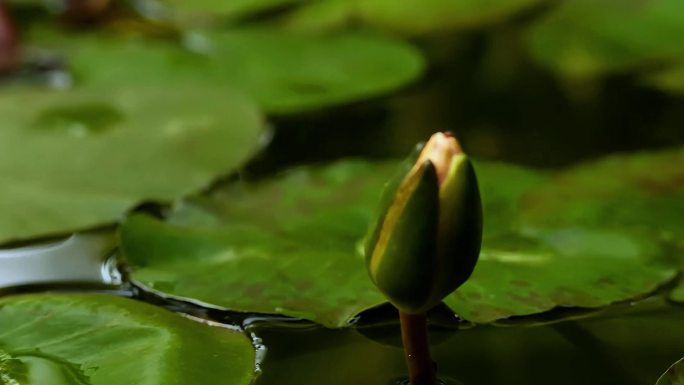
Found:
<box><xmin>526</xmin><ymin>0</ymin><xmax>684</xmax><ymax>79</ymax></box>
<box><xmin>0</xmin><ymin>86</ymin><xmax>262</xmax><ymax>244</ymax></box>
<box><xmin>29</xmin><ymin>27</ymin><xmax>424</xmax><ymax>114</ymax></box>
<box><xmin>121</xmin><ymin>148</ymin><xmax>682</xmax><ymax>327</ymax></box>
<box><xmin>157</xmin><ymin>0</ymin><xmax>303</xmax><ymax>21</ymax></box>
<box><xmin>283</xmin><ymin>0</ymin><xmax>547</xmax><ymax>35</ymax></box>
<box><xmin>0</xmin><ymin>294</ymin><xmax>254</xmax><ymax>385</ymax></box>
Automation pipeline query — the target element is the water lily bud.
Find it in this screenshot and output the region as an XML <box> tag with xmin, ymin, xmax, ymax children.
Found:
<box><xmin>365</xmin><ymin>132</ymin><xmax>482</xmax><ymax>314</ymax></box>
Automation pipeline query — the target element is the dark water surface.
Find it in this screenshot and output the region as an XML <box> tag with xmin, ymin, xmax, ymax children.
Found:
<box><xmin>249</xmin><ymin>299</ymin><xmax>684</xmax><ymax>385</ymax></box>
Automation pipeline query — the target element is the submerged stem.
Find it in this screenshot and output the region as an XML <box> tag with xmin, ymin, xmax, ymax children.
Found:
<box><xmin>399</xmin><ymin>311</ymin><xmax>436</xmax><ymax>385</ymax></box>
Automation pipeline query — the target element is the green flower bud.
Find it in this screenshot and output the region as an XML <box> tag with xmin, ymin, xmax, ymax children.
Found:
<box><xmin>365</xmin><ymin>132</ymin><xmax>483</xmax><ymax>314</ymax></box>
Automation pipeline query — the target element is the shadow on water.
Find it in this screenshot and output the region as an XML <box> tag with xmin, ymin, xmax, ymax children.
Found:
<box><xmin>248</xmin><ymin>298</ymin><xmax>684</xmax><ymax>385</ymax></box>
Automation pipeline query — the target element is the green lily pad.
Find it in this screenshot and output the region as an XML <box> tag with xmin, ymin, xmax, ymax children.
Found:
<box><xmin>0</xmin><ymin>86</ymin><xmax>262</xmax><ymax>245</ymax></box>
<box><xmin>121</xmin><ymin>161</ymin><xmax>393</xmax><ymax>328</ymax></box>
<box><xmin>121</xmin><ymin>150</ymin><xmax>679</xmax><ymax>326</ymax></box>
<box><xmin>672</xmin><ymin>285</ymin><xmax>684</xmax><ymax>302</ymax></box>
<box><xmin>283</xmin><ymin>0</ymin><xmax>546</xmax><ymax>35</ymax></box>
<box><xmin>526</xmin><ymin>0</ymin><xmax>684</xmax><ymax>78</ymax></box>
<box><xmin>657</xmin><ymin>357</ymin><xmax>684</xmax><ymax>385</ymax></box>
<box><xmin>519</xmin><ymin>148</ymin><xmax>684</xmax><ymax>235</ymax></box>
<box><xmin>450</xmin><ymin>148</ymin><xmax>684</xmax><ymax>322</ymax></box>
<box><xmin>159</xmin><ymin>0</ymin><xmax>303</xmax><ymax>20</ymax></box>
<box><xmin>0</xmin><ymin>293</ymin><xmax>254</xmax><ymax>385</ymax></box>
<box><xmin>32</xmin><ymin>27</ymin><xmax>424</xmax><ymax>114</ymax></box>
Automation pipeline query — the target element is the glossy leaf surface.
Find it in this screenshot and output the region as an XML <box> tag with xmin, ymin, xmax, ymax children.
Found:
<box><xmin>121</xmin><ymin>150</ymin><xmax>681</xmax><ymax>326</ymax></box>
<box><xmin>0</xmin><ymin>86</ymin><xmax>262</xmax><ymax>244</ymax></box>
<box><xmin>0</xmin><ymin>294</ymin><xmax>255</xmax><ymax>385</ymax></box>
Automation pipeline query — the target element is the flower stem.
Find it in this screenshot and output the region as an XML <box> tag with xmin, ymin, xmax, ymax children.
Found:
<box><xmin>399</xmin><ymin>311</ymin><xmax>436</xmax><ymax>385</ymax></box>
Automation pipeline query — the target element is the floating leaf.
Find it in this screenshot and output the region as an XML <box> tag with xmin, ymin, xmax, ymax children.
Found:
<box><xmin>159</xmin><ymin>0</ymin><xmax>303</xmax><ymax>20</ymax></box>
<box><xmin>283</xmin><ymin>0</ymin><xmax>546</xmax><ymax>36</ymax></box>
<box><xmin>672</xmin><ymin>284</ymin><xmax>684</xmax><ymax>303</ymax></box>
<box><xmin>0</xmin><ymin>86</ymin><xmax>262</xmax><ymax>244</ymax></box>
<box><xmin>0</xmin><ymin>293</ymin><xmax>255</xmax><ymax>385</ymax></box>
<box><xmin>519</xmin><ymin>148</ymin><xmax>684</xmax><ymax>235</ymax></box>
<box><xmin>32</xmin><ymin>27</ymin><xmax>424</xmax><ymax>114</ymax></box>
<box><xmin>526</xmin><ymin>0</ymin><xmax>684</xmax><ymax>78</ymax></box>
<box><xmin>122</xmin><ymin>161</ymin><xmax>393</xmax><ymax>328</ymax></box>
<box><xmin>449</xmin><ymin>148</ymin><xmax>684</xmax><ymax>322</ymax></box>
<box><xmin>657</xmin><ymin>357</ymin><xmax>684</xmax><ymax>385</ymax></box>
<box><xmin>121</xmin><ymin>150</ymin><xmax>680</xmax><ymax>327</ymax></box>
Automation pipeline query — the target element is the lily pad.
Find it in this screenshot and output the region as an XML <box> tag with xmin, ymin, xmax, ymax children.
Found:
<box><xmin>121</xmin><ymin>161</ymin><xmax>393</xmax><ymax>328</ymax></box>
<box><xmin>32</xmin><ymin>28</ymin><xmax>424</xmax><ymax>114</ymax></box>
<box><xmin>0</xmin><ymin>86</ymin><xmax>262</xmax><ymax>245</ymax></box>
<box><xmin>283</xmin><ymin>0</ymin><xmax>546</xmax><ymax>36</ymax></box>
<box><xmin>0</xmin><ymin>293</ymin><xmax>255</xmax><ymax>385</ymax></box>
<box><xmin>526</xmin><ymin>0</ymin><xmax>684</xmax><ymax>78</ymax></box>
<box><xmin>450</xmin><ymin>148</ymin><xmax>684</xmax><ymax>322</ymax></box>
<box><xmin>657</xmin><ymin>357</ymin><xmax>684</xmax><ymax>385</ymax></box>
<box><xmin>121</xmin><ymin>150</ymin><xmax>680</xmax><ymax>326</ymax></box>
<box><xmin>159</xmin><ymin>0</ymin><xmax>303</xmax><ymax>20</ymax></box>
<box><xmin>671</xmin><ymin>280</ymin><xmax>684</xmax><ymax>302</ymax></box>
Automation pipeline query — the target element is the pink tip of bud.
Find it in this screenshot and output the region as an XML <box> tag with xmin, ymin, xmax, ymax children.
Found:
<box><xmin>415</xmin><ymin>132</ymin><xmax>463</xmax><ymax>185</ymax></box>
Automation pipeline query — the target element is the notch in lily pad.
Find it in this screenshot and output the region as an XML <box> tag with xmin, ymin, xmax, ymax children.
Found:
<box><xmin>365</xmin><ymin>132</ymin><xmax>483</xmax><ymax>385</ymax></box>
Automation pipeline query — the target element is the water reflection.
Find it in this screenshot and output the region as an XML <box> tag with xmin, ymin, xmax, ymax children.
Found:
<box><xmin>0</xmin><ymin>231</ymin><xmax>119</xmax><ymax>290</ymax></box>
<box><xmin>249</xmin><ymin>298</ymin><xmax>684</xmax><ymax>385</ymax></box>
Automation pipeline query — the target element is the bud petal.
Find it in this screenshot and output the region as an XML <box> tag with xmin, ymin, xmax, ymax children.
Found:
<box><xmin>364</xmin><ymin>132</ymin><xmax>483</xmax><ymax>314</ymax></box>
<box><xmin>432</xmin><ymin>154</ymin><xmax>482</xmax><ymax>301</ymax></box>
<box><xmin>366</xmin><ymin>161</ymin><xmax>439</xmax><ymax>313</ymax></box>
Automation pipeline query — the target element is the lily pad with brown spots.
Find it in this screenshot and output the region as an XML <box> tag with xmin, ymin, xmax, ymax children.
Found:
<box><xmin>120</xmin><ymin>150</ymin><xmax>681</xmax><ymax>327</ymax></box>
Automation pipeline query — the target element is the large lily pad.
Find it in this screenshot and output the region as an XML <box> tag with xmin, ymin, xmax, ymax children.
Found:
<box><xmin>121</xmin><ymin>161</ymin><xmax>393</xmax><ymax>328</ymax></box>
<box><xmin>0</xmin><ymin>293</ymin><xmax>254</xmax><ymax>385</ymax></box>
<box><xmin>283</xmin><ymin>0</ymin><xmax>546</xmax><ymax>36</ymax></box>
<box><xmin>450</xmin><ymin>148</ymin><xmax>684</xmax><ymax>322</ymax></box>
<box><xmin>32</xmin><ymin>28</ymin><xmax>424</xmax><ymax>114</ymax></box>
<box><xmin>526</xmin><ymin>0</ymin><xmax>684</xmax><ymax>78</ymax></box>
<box><xmin>0</xmin><ymin>86</ymin><xmax>262</xmax><ymax>244</ymax></box>
<box><xmin>121</xmin><ymin>150</ymin><xmax>680</xmax><ymax>326</ymax></box>
<box><xmin>159</xmin><ymin>0</ymin><xmax>303</xmax><ymax>20</ymax></box>
<box><xmin>657</xmin><ymin>357</ymin><xmax>684</xmax><ymax>385</ymax></box>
